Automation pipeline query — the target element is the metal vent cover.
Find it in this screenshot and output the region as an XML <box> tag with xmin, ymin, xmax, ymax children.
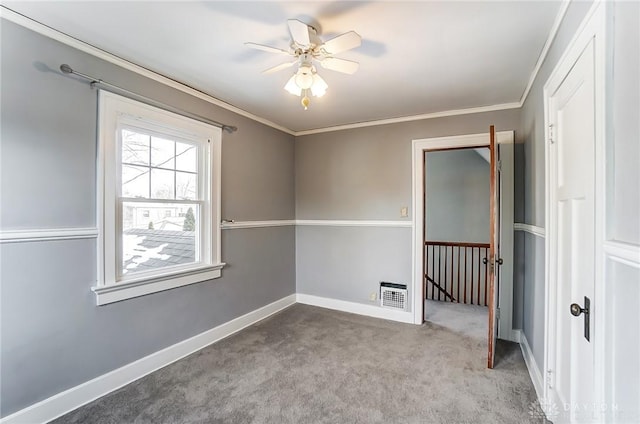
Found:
<box><xmin>380</xmin><ymin>282</ymin><xmax>407</xmax><ymax>311</ymax></box>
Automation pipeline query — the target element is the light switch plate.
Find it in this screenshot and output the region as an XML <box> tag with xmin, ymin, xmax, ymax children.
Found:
<box><xmin>400</xmin><ymin>206</ymin><xmax>408</xmax><ymax>218</ymax></box>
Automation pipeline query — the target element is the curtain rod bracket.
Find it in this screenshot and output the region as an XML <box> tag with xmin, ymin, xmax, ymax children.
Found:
<box><xmin>58</xmin><ymin>64</ymin><xmax>237</xmax><ymax>134</ymax></box>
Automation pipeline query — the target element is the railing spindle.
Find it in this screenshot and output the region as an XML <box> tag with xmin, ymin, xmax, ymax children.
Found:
<box><xmin>437</xmin><ymin>246</ymin><xmax>441</xmax><ymax>302</ymax></box>
<box><xmin>443</xmin><ymin>246</ymin><xmax>448</xmax><ymax>302</ymax></box>
<box><xmin>456</xmin><ymin>246</ymin><xmax>461</xmax><ymax>303</ymax></box>
<box><xmin>463</xmin><ymin>246</ymin><xmax>468</xmax><ymax>304</ymax></box>
<box><xmin>449</xmin><ymin>246</ymin><xmax>453</xmax><ymax>302</ymax></box>
<box><xmin>471</xmin><ymin>247</ymin><xmax>475</xmax><ymax>304</ymax></box>
<box><xmin>474</xmin><ymin>247</ymin><xmax>479</xmax><ymax>305</ymax></box>
<box><xmin>484</xmin><ymin>248</ymin><xmax>488</xmax><ymax>306</ymax></box>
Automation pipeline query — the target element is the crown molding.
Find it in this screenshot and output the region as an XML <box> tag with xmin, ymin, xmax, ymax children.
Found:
<box><xmin>294</xmin><ymin>102</ymin><xmax>522</xmax><ymax>136</ymax></box>
<box><xmin>0</xmin><ymin>6</ymin><xmax>296</xmax><ymax>136</ymax></box>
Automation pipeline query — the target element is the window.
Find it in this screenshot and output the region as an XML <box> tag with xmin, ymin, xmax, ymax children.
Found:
<box><xmin>94</xmin><ymin>91</ymin><xmax>223</xmax><ymax>305</ymax></box>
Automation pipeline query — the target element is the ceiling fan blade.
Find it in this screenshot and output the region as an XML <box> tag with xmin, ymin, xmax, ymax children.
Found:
<box><xmin>321</xmin><ymin>31</ymin><xmax>362</xmax><ymax>54</ymax></box>
<box><xmin>245</xmin><ymin>42</ymin><xmax>290</xmax><ymax>55</ymax></box>
<box><xmin>262</xmin><ymin>61</ymin><xmax>297</xmax><ymax>74</ymax></box>
<box><xmin>320</xmin><ymin>57</ymin><xmax>359</xmax><ymax>74</ymax></box>
<box><xmin>287</xmin><ymin>19</ymin><xmax>311</xmax><ymax>46</ymax></box>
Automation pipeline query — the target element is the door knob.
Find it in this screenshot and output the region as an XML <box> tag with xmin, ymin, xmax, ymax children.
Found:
<box><xmin>569</xmin><ymin>296</ymin><xmax>590</xmax><ymax>342</ymax></box>
<box><xmin>495</xmin><ymin>258</ymin><xmax>504</xmax><ymax>265</ymax></box>
<box><xmin>570</xmin><ymin>303</ymin><xmax>587</xmax><ymax>316</ymax></box>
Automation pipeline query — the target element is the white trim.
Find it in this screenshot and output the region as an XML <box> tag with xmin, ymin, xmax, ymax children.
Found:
<box><xmin>294</xmin><ymin>103</ymin><xmax>521</xmax><ymax>136</ymax></box>
<box><xmin>0</xmin><ymin>227</ymin><xmax>98</xmax><ymax>243</ymax></box>
<box><xmin>513</xmin><ymin>223</ymin><xmax>546</xmax><ymax>238</ymax></box>
<box><xmin>0</xmin><ymin>294</ymin><xmax>297</xmax><ymax>424</ymax></box>
<box><xmin>0</xmin><ymin>7</ymin><xmax>294</xmax><ymax>136</ymax></box>
<box><xmin>92</xmin><ymin>264</ymin><xmax>226</xmax><ymax>305</ymax></box>
<box><xmin>296</xmin><ymin>219</ymin><xmax>412</xmax><ymax>228</ymax></box>
<box><xmin>511</xmin><ymin>329</ymin><xmax>522</xmax><ymax>343</ymax></box>
<box><xmin>296</xmin><ymin>293</ymin><xmax>415</xmax><ymax>324</ymax></box>
<box><xmin>519</xmin><ymin>1</ymin><xmax>571</xmax><ymax>105</ymax></box>
<box><xmin>603</xmin><ymin>241</ymin><xmax>640</xmax><ymax>269</ymax></box>
<box><xmin>517</xmin><ymin>330</ymin><xmax>545</xmax><ymax>404</ymax></box>
<box><xmin>221</xmin><ymin>220</ymin><xmax>296</xmax><ymax>229</ymax></box>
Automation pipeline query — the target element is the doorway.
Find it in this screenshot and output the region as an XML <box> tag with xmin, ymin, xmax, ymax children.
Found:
<box><xmin>411</xmin><ymin>131</ymin><xmax>515</xmax><ymax>367</ymax></box>
<box><xmin>424</xmin><ymin>147</ymin><xmax>491</xmax><ymax>341</ymax></box>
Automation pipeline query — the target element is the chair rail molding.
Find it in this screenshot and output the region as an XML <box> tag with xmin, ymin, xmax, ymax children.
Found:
<box><xmin>513</xmin><ymin>223</ymin><xmax>546</xmax><ymax>238</ymax></box>
<box><xmin>296</xmin><ymin>219</ymin><xmax>412</xmax><ymax>228</ymax></box>
<box><xmin>603</xmin><ymin>240</ymin><xmax>640</xmax><ymax>268</ymax></box>
<box><xmin>0</xmin><ymin>227</ymin><xmax>99</xmax><ymax>243</ymax></box>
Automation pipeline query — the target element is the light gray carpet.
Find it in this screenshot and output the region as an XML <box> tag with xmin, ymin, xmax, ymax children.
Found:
<box><xmin>425</xmin><ymin>299</ymin><xmax>488</xmax><ymax>340</ymax></box>
<box><xmin>52</xmin><ymin>304</ymin><xmax>541</xmax><ymax>423</ymax></box>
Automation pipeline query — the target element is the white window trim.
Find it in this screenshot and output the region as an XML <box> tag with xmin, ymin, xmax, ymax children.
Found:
<box><xmin>93</xmin><ymin>91</ymin><xmax>223</xmax><ymax>305</ymax></box>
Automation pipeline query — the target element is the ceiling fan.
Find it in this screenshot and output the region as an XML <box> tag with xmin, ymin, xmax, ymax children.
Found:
<box><xmin>246</xmin><ymin>19</ymin><xmax>362</xmax><ymax>109</ymax></box>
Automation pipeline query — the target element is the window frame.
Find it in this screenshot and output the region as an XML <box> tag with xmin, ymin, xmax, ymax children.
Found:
<box><xmin>94</xmin><ymin>91</ymin><xmax>223</xmax><ymax>305</ymax></box>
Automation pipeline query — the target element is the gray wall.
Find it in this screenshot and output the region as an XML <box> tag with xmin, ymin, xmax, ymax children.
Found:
<box><xmin>295</xmin><ymin>109</ymin><xmax>520</xmax><ymax>307</ymax></box>
<box><xmin>296</xmin><ymin>227</ymin><xmax>411</xmax><ymax>303</ymax></box>
<box><xmin>609</xmin><ymin>1</ymin><xmax>640</xmax><ymax>245</ymax></box>
<box><xmin>426</xmin><ymin>149</ymin><xmax>490</xmax><ymax>243</ymax></box>
<box><xmin>0</xmin><ymin>20</ymin><xmax>296</xmax><ymax>417</ymax></box>
<box><xmin>513</xmin><ymin>142</ymin><xmax>526</xmax><ymax>329</ymax></box>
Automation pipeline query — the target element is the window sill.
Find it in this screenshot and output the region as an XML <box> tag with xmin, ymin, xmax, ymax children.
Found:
<box><xmin>92</xmin><ymin>263</ymin><xmax>225</xmax><ymax>305</ymax></box>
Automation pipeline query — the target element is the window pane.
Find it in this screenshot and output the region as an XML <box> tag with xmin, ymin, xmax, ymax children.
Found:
<box><xmin>122</xmin><ymin>165</ymin><xmax>149</xmax><ymax>198</ymax></box>
<box><xmin>151</xmin><ymin>137</ymin><xmax>175</xmax><ymax>169</ymax></box>
<box><xmin>122</xmin><ymin>130</ymin><xmax>149</xmax><ymax>165</ymax></box>
<box><xmin>176</xmin><ymin>142</ymin><xmax>197</xmax><ymax>172</ymax></box>
<box><xmin>151</xmin><ymin>168</ymin><xmax>174</xmax><ymax>199</ymax></box>
<box><xmin>176</xmin><ymin>171</ymin><xmax>197</xmax><ymax>200</ymax></box>
<box><xmin>122</xmin><ymin>202</ymin><xmax>199</xmax><ymax>277</ymax></box>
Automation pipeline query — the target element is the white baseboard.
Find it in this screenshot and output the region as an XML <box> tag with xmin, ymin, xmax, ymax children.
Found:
<box><xmin>516</xmin><ymin>329</ymin><xmax>544</xmax><ymax>403</ymax></box>
<box><xmin>510</xmin><ymin>329</ymin><xmax>522</xmax><ymax>343</ymax></box>
<box><xmin>296</xmin><ymin>293</ymin><xmax>415</xmax><ymax>324</ymax></box>
<box><xmin>0</xmin><ymin>294</ymin><xmax>297</xmax><ymax>424</ymax></box>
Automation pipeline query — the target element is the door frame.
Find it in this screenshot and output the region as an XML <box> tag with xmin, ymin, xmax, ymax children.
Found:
<box><xmin>411</xmin><ymin>131</ymin><xmax>515</xmax><ymax>343</ymax></box>
<box><xmin>543</xmin><ymin>1</ymin><xmax>606</xmax><ymax>415</ymax></box>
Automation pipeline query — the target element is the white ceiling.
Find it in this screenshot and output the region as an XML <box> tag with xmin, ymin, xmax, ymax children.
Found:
<box><xmin>5</xmin><ymin>1</ymin><xmax>562</xmax><ymax>132</ymax></box>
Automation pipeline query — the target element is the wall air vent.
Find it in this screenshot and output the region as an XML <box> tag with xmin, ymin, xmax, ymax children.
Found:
<box><xmin>380</xmin><ymin>282</ymin><xmax>408</xmax><ymax>311</ymax></box>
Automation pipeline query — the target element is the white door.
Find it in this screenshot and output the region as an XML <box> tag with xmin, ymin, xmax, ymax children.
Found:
<box><xmin>547</xmin><ymin>40</ymin><xmax>597</xmax><ymax>422</ymax></box>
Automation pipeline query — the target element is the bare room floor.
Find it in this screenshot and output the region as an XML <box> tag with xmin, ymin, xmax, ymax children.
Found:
<box><xmin>54</xmin><ymin>304</ymin><xmax>538</xmax><ymax>423</ymax></box>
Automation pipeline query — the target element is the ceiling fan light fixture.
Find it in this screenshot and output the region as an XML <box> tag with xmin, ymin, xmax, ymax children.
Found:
<box><xmin>284</xmin><ymin>75</ymin><xmax>302</xmax><ymax>96</ymax></box>
<box><xmin>248</xmin><ymin>19</ymin><xmax>361</xmax><ymax>110</ymax></box>
<box><xmin>311</xmin><ymin>73</ymin><xmax>328</xmax><ymax>97</ymax></box>
<box><xmin>294</xmin><ymin>65</ymin><xmax>314</xmax><ymax>89</ymax></box>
